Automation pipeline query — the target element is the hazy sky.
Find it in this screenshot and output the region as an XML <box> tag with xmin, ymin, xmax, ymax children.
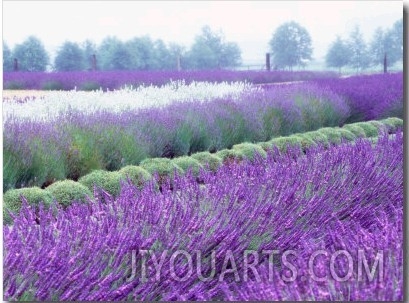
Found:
<box><xmin>2</xmin><ymin>1</ymin><xmax>403</xmax><ymax>64</ymax></box>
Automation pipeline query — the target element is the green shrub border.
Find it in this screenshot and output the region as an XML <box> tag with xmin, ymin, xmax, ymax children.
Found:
<box><xmin>3</xmin><ymin>117</ymin><xmax>402</xmax><ymax>223</ymax></box>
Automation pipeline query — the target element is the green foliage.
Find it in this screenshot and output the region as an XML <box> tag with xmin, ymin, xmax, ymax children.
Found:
<box><xmin>54</xmin><ymin>41</ymin><xmax>85</xmax><ymax>71</ymax></box>
<box><xmin>66</xmin><ymin>128</ymin><xmax>103</xmax><ymax>180</ymax></box>
<box><xmin>93</xmin><ymin>127</ymin><xmax>148</xmax><ymax>170</ymax></box>
<box><xmin>336</xmin><ymin>129</ymin><xmax>356</xmax><ymax>142</ymax></box>
<box><xmin>41</xmin><ymin>81</ymin><xmax>64</xmax><ymax>90</ymax></box>
<box><xmin>98</xmin><ymin>36</ymin><xmax>132</xmax><ymax>71</ymax></box>
<box><xmin>262</xmin><ymin>107</ymin><xmax>284</xmax><ymax>140</ymax></box>
<box><xmin>269</xmin><ymin>136</ymin><xmax>302</xmax><ymax>152</ymax></box>
<box><xmin>216</xmin><ymin>149</ymin><xmax>246</xmax><ymax>163</ymax></box>
<box><xmin>368</xmin><ymin>120</ymin><xmax>387</xmax><ymax>132</ymax></box>
<box><xmin>12</xmin><ymin>36</ymin><xmax>49</xmax><ymax>71</ymax></box>
<box><xmin>297</xmin><ymin>131</ymin><xmax>329</xmax><ymax>148</ymax></box>
<box><xmin>326</xmin><ymin>36</ymin><xmax>351</xmax><ymax>72</ymax></box>
<box><xmin>79</xmin><ymin>81</ymin><xmax>101</xmax><ymax>91</ymax></box>
<box><xmin>190</xmin><ymin>152</ymin><xmax>222</xmax><ymax>172</ymax></box>
<box><xmin>5</xmin><ymin>138</ymin><xmax>67</xmax><ymax>189</ymax></box>
<box><xmin>82</xmin><ymin>40</ymin><xmax>98</xmax><ymax>71</ymax></box>
<box><xmin>186</xmin><ymin>26</ymin><xmax>241</xmax><ymax>69</ymax></box>
<box><xmin>257</xmin><ymin>141</ymin><xmax>275</xmax><ymax>152</ymax></box>
<box><xmin>3</xmin><ymin>187</ymin><xmax>53</xmax><ymax>225</ymax></box>
<box><xmin>139</xmin><ymin>158</ymin><xmax>183</xmax><ymax>178</ymax></box>
<box><xmin>318</xmin><ymin>128</ymin><xmax>355</xmax><ymax>144</ymax></box>
<box><xmin>46</xmin><ymin>180</ymin><xmax>92</xmax><ymax>208</ymax></box>
<box><xmin>3</xmin><ymin>81</ymin><xmax>25</xmax><ymax>90</ymax></box>
<box><xmin>79</xmin><ymin>170</ymin><xmax>123</xmax><ymax>196</ymax></box>
<box><xmin>380</xmin><ymin>117</ymin><xmax>403</xmax><ymax>133</ymax></box>
<box><xmin>119</xmin><ymin>166</ymin><xmax>153</xmax><ymax>188</ymax></box>
<box><xmin>3</xmin><ymin>42</ymin><xmax>14</xmax><ymax>71</ymax></box>
<box><xmin>171</xmin><ymin>157</ymin><xmax>204</xmax><ymax>176</ymax></box>
<box><xmin>342</xmin><ymin>124</ymin><xmax>367</xmax><ymax>138</ymax></box>
<box><xmin>232</xmin><ymin>143</ymin><xmax>267</xmax><ymax>161</ymax></box>
<box><xmin>290</xmin><ymin>134</ymin><xmax>317</xmax><ymax>150</ymax></box>
<box><xmin>317</xmin><ymin>128</ymin><xmax>343</xmax><ymax>144</ymax></box>
<box><xmin>349</xmin><ymin>122</ymin><xmax>378</xmax><ymax>137</ymax></box>
<box><xmin>3</xmin><ymin>148</ymin><xmax>25</xmax><ymax>192</ymax></box>
<box><xmin>269</xmin><ymin>21</ymin><xmax>313</xmax><ymax>70</ymax></box>
<box><xmin>168</xmin><ymin>124</ymin><xmax>193</xmax><ymax>157</ymax></box>
<box><xmin>347</xmin><ymin>26</ymin><xmax>371</xmax><ymax>72</ymax></box>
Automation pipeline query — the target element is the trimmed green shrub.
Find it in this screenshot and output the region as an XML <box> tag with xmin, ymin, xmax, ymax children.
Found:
<box><xmin>118</xmin><ymin>166</ymin><xmax>153</xmax><ymax>189</ymax></box>
<box><xmin>46</xmin><ymin>180</ymin><xmax>92</xmax><ymax>208</ymax></box>
<box><xmin>269</xmin><ymin>136</ymin><xmax>302</xmax><ymax>152</ymax></box>
<box><xmin>257</xmin><ymin>141</ymin><xmax>275</xmax><ymax>152</ymax></box>
<box><xmin>139</xmin><ymin>158</ymin><xmax>183</xmax><ymax>178</ymax></box>
<box><xmin>317</xmin><ymin>128</ymin><xmax>343</xmax><ymax>144</ymax></box>
<box><xmin>299</xmin><ymin>131</ymin><xmax>329</xmax><ymax>148</ymax></box>
<box><xmin>171</xmin><ymin>157</ymin><xmax>204</xmax><ymax>176</ymax></box>
<box><xmin>349</xmin><ymin>122</ymin><xmax>378</xmax><ymax>137</ymax></box>
<box><xmin>4</xmin><ymin>81</ymin><xmax>25</xmax><ymax>90</ymax></box>
<box><xmin>336</xmin><ymin>129</ymin><xmax>356</xmax><ymax>142</ymax></box>
<box><xmin>380</xmin><ymin>117</ymin><xmax>403</xmax><ymax>133</ymax></box>
<box><xmin>232</xmin><ymin>143</ymin><xmax>267</xmax><ymax>161</ymax></box>
<box><xmin>289</xmin><ymin>134</ymin><xmax>317</xmax><ymax>150</ymax></box>
<box><xmin>191</xmin><ymin>152</ymin><xmax>222</xmax><ymax>172</ymax></box>
<box><xmin>41</xmin><ymin>81</ymin><xmax>64</xmax><ymax>91</ymax></box>
<box><xmin>342</xmin><ymin>124</ymin><xmax>367</xmax><ymax>138</ymax></box>
<box><xmin>368</xmin><ymin>120</ymin><xmax>387</xmax><ymax>132</ymax></box>
<box><xmin>3</xmin><ymin>187</ymin><xmax>53</xmax><ymax>225</ymax></box>
<box><xmin>78</xmin><ymin>170</ymin><xmax>123</xmax><ymax>196</ymax></box>
<box><xmin>80</xmin><ymin>81</ymin><xmax>101</xmax><ymax>91</ymax></box>
<box><xmin>216</xmin><ymin>149</ymin><xmax>246</xmax><ymax>164</ymax></box>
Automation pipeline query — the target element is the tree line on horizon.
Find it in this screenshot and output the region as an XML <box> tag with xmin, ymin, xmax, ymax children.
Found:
<box><xmin>2</xmin><ymin>19</ymin><xmax>403</xmax><ymax>73</ymax></box>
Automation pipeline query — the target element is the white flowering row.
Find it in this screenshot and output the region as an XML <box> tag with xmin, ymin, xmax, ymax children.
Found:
<box><xmin>3</xmin><ymin>81</ymin><xmax>258</xmax><ymax>122</ymax></box>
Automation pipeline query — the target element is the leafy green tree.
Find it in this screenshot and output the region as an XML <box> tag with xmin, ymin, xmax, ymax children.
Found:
<box><xmin>82</xmin><ymin>40</ymin><xmax>97</xmax><ymax>70</ymax></box>
<box><xmin>347</xmin><ymin>26</ymin><xmax>370</xmax><ymax>72</ymax></box>
<box><xmin>54</xmin><ymin>41</ymin><xmax>85</xmax><ymax>71</ymax></box>
<box><xmin>3</xmin><ymin>42</ymin><xmax>14</xmax><ymax>71</ymax></box>
<box><xmin>125</xmin><ymin>36</ymin><xmax>157</xmax><ymax>70</ymax></box>
<box><xmin>153</xmin><ymin>39</ymin><xmax>173</xmax><ymax>70</ymax></box>
<box><xmin>187</xmin><ymin>26</ymin><xmax>241</xmax><ymax>69</ymax></box>
<box><xmin>325</xmin><ymin>36</ymin><xmax>351</xmax><ymax>72</ymax></box>
<box><xmin>269</xmin><ymin>21</ymin><xmax>313</xmax><ymax>71</ymax></box>
<box><xmin>389</xmin><ymin>18</ymin><xmax>403</xmax><ymax>63</ymax></box>
<box><xmin>169</xmin><ymin>43</ymin><xmax>186</xmax><ymax>70</ymax></box>
<box><xmin>98</xmin><ymin>36</ymin><xmax>132</xmax><ymax>71</ymax></box>
<box><xmin>12</xmin><ymin>36</ymin><xmax>49</xmax><ymax>71</ymax></box>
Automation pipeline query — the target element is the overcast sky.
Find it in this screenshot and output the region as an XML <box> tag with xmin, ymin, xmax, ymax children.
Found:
<box><xmin>2</xmin><ymin>1</ymin><xmax>403</xmax><ymax>64</ymax></box>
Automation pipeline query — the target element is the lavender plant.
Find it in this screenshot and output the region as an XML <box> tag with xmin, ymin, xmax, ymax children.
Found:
<box><xmin>3</xmin><ymin>132</ymin><xmax>403</xmax><ymax>301</ymax></box>
<box><xmin>4</xmin><ymin>70</ymin><xmax>338</xmax><ymax>91</ymax></box>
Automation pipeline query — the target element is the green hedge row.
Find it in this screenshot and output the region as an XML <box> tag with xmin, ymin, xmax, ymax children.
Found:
<box><xmin>3</xmin><ymin>117</ymin><xmax>403</xmax><ymax>224</ymax></box>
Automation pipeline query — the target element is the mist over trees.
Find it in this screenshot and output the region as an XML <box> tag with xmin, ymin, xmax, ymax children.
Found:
<box><xmin>4</xmin><ymin>18</ymin><xmax>402</xmax><ymax>73</ymax></box>
<box><xmin>9</xmin><ymin>36</ymin><xmax>49</xmax><ymax>71</ymax></box>
<box><xmin>325</xmin><ymin>36</ymin><xmax>351</xmax><ymax>72</ymax></box>
<box><xmin>325</xmin><ymin>18</ymin><xmax>402</xmax><ymax>72</ymax></box>
<box><xmin>269</xmin><ymin>21</ymin><xmax>313</xmax><ymax>71</ymax></box>
<box><xmin>54</xmin><ymin>41</ymin><xmax>85</xmax><ymax>71</ymax></box>
<box><xmin>3</xmin><ymin>42</ymin><xmax>13</xmax><ymax>71</ymax></box>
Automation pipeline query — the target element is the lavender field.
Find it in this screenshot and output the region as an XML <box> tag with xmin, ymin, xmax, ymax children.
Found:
<box><xmin>2</xmin><ymin>71</ymin><xmax>404</xmax><ymax>301</ymax></box>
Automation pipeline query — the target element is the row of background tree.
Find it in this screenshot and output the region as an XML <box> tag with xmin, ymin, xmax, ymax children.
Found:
<box><xmin>3</xmin><ymin>19</ymin><xmax>402</xmax><ymax>73</ymax></box>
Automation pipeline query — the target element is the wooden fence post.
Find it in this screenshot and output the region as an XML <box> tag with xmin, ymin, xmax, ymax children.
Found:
<box><xmin>13</xmin><ymin>58</ymin><xmax>18</xmax><ymax>71</ymax></box>
<box><xmin>383</xmin><ymin>53</ymin><xmax>387</xmax><ymax>74</ymax></box>
<box><xmin>266</xmin><ymin>53</ymin><xmax>271</xmax><ymax>71</ymax></box>
<box><xmin>92</xmin><ymin>54</ymin><xmax>97</xmax><ymax>71</ymax></box>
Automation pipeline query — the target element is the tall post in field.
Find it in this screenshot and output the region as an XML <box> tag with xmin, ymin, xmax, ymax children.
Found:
<box><xmin>13</xmin><ymin>58</ymin><xmax>18</xmax><ymax>71</ymax></box>
<box><xmin>92</xmin><ymin>54</ymin><xmax>97</xmax><ymax>71</ymax></box>
<box><xmin>266</xmin><ymin>53</ymin><xmax>271</xmax><ymax>71</ymax></box>
<box><xmin>383</xmin><ymin>53</ymin><xmax>387</xmax><ymax>74</ymax></box>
